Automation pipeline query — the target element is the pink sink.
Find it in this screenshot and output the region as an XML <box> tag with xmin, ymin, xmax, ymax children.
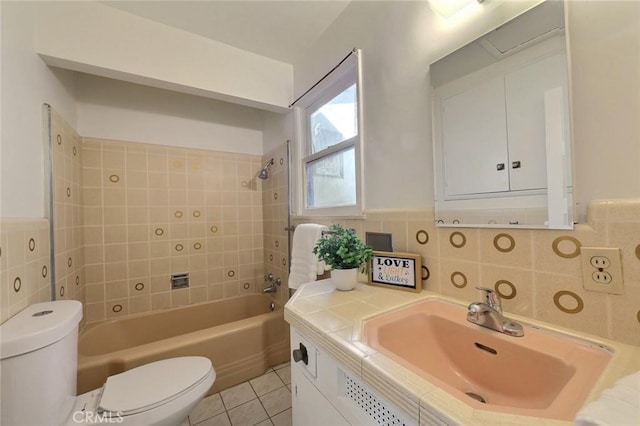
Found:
<box><xmin>363</xmin><ymin>299</ymin><xmax>612</xmax><ymax>420</ymax></box>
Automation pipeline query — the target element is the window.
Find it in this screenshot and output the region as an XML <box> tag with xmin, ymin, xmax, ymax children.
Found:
<box><xmin>293</xmin><ymin>51</ymin><xmax>363</xmax><ymax>217</ymax></box>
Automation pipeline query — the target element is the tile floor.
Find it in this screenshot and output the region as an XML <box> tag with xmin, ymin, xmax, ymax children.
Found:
<box><xmin>187</xmin><ymin>362</ymin><xmax>292</xmax><ymax>426</ymax></box>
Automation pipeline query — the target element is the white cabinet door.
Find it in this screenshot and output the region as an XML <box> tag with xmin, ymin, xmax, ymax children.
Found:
<box><xmin>291</xmin><ymin>362</ymin><xmax>350</xmax><ymax>426</ymax></box>
<box><xmin>442</xmin><ymin>76</ymin><xmax>509</xmax><ymax>197</ymax></box>
<box><xmin>505</xmin><ymin>53</ymin><xmax>568</xmax><ymax>191</ymax></box>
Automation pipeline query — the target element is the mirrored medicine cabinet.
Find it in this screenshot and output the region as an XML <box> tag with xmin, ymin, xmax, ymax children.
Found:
<box><xmin>430</xmin><ymin>0</ymin><xmax>575</xmax><ymax>229</ymax></box>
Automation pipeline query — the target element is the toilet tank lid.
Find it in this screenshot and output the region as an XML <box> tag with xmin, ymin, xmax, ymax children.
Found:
<box><xmin>0</xmin><ymin>300</ymin><xmax>83</xmax><ymax>359</ymax></box>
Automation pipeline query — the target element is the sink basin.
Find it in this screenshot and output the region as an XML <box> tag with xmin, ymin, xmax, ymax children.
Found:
<box><xmin>363</xmin><ymin>299</ymin><xmax>612</xmax><ymax>420</ymax></box>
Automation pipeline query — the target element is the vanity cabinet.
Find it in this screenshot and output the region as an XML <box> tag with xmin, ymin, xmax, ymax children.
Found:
<box><xmin>439</xmin><ymin>52</ymin><xmax>568</xmax><ymax>198</ymax></box>
<box><xmin>289</xmin><ymin>327</ymin><xmax>415</xmax><ymax>426</ymax></box>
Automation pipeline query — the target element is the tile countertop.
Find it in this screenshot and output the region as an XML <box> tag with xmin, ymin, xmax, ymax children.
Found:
<box><xmin>284</xmin><ymin>279</ymin><xmax>640</xmax><ymax>426</ymax></box>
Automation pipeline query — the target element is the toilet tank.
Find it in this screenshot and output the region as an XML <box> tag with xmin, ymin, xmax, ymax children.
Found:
<box><xmin>1</xmin><ymin>300</ymin><xmax>83</xmax><ymax>426</ymax></box>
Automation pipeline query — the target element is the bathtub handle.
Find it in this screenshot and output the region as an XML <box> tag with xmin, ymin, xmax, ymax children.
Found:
<box><xmin>293</xmin><ymin>343</ymin><xmax>309</xmax><ymax>365</ymax></box>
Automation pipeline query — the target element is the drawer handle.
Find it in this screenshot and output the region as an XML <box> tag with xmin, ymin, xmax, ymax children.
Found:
<box><xmin>293</xmin><ymin>343</ymin><xmax>309</xmax><ymax>365</ymax></box>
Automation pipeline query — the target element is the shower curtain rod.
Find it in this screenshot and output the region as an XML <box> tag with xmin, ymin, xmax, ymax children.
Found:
<box><xmin>288</xmin><ymin>47</ymin><xmax>359</xmax><ymax>108</ymax></box>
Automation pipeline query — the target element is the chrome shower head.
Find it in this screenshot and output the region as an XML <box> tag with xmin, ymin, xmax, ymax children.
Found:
<box><xmin>257</xmin><ymin>158</ymin><xmax>274</xmax><ymax>180</ymax></box>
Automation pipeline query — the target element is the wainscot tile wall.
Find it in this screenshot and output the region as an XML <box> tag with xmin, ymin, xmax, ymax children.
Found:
<box><xmin>293</xmin><ymin>199</ymin><xmax>640</xmax><ymax>347</ymax></box>
<box><xmin>81</xmin><ymin>138</ymin><xmax>265</xmax><ymax>323</ymax></box>
<box><xmin>0</xmin><ymin>219</ymin><xmax>51</xmax><ymax>324</ymax></box>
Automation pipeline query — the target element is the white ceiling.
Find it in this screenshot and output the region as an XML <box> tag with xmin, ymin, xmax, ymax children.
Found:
<box><xmin>102</xmin><ymin>1</ymin><xmax>351</xmax><ymax>64</ymax></box>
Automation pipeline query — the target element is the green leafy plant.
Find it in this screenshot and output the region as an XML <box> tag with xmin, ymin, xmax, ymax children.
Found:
<box><xmin>313</xmin><ymin>224</ymin><xmax>373</xmax><ymax>272</ymax></box>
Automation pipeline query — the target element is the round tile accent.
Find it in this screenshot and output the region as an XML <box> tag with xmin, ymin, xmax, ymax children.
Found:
<box><xmin>452</xmin><ymin>219</ymin><xmax>460</xmax><ymax>224</ymax></box>
<box><xmin>493</xmin><ymin>233</ymin><xmax>515</xmax><ymax>253</ymax></box>
<box><xmin>173</xmin><ymin>160</ymin><xmax>183</xmax><ymax>169</ymax></box>
<box><xmin>422</xmin><ymin>266</ymin><xmax>430</xmax><ymax>281</ymax></box>
<box><xmin>194</xmin><ymin>242</ymin><xmax>202</xmax><ymax>250</ymax></box>
<box><xmin>135</xmin><ymin>282</ymin><xmax>145</xmax><ymax>291</ymax></box>
<box><xmin>154</xmin><ymin>228</ymin><xmax>164</xmax><ymax>236</ymax></box>
<box><xmin>193</xmin><ymin>210</ymin><xmax>201</xmax><ymax>218</ymax></box>
<box><xmin>28</xmin><ymin>238</ymin><xmax>36</xmax><ymax>252</ymax></box>
<box><xmin>241</xmin><ymin>181</ymin><xmax>248</xmax><ymax>188</ymax></box>
<box><xmin>269</xmin><ymin>254</ymin><xmax>273</xmax><ymax>261</ymax></box>
<box><xmin>67</xmin><ymin>257</ymin><xmax>72</xmax><ymax>268</ymax></box>
<box><xmin>436</xmin><ymin>219</ymin><xmax>444</xmax><ymax>224</ymax></box>
<box><xmin>243</xmin><ymin>282</ymin><xmax>251</xmax><ymax>290</ymax></box>
<box><xmin>174</xmin><ymin>210</ymin><xmax>183</xmax><ymax>219</ymax></box>
<box><xmin>175</xmin><ymin>244</ymin><xmax>184</xmax><ymax>252</ymax></box>
<box><xmin>228</xmin><ymin>270</ymin><xmax>236</xmax><ymax>278</ymax></box>
<box><xmin>59</xmin><ymin>286</ymin><xmax>64</xmax><ymax>297</ymax></box>
<box><xmin>636</xmin><ymin>310</ymin><xmax>640</xmax><ymax>325</ymax></box>
<box><xmin>280</xmin><ymin>158</ymin><xmax>284</xmax><ymax>165</ymax></box>
<box><xmin>275</xmin><ymin>240</ymin><xmax>280</xmax><ymax>248</ymax></box>
<box><xmin>636</xmin><ymin>244</ymin><xmax>640</xmax><ymax>261</ymax></box>
<box><xmin>56</xmin><ymin>134</ymin><xmax>62</xmax><ymax>145</ymax></box>
<box><xmin>449</xmin><ymin>231</ymin><xmax>467</xmax><ymax>248</ymax></box>
<box><xmin>494</xmin><ymin>280</ymin><xmax>517</xmax><ymax>300</ymax></box>
<box><xmin>488</xmin><ymin>220</ymin><xmax>497</xmax><ymax>224</ymax></box>
<box><xmin>42</xmin><ymin>265</ymin><xmax>48</xmax><ymax>278</ymax></box>
<box><xmin>282</xmin><ymin>258</ymin><xmax>287</xmax><ymax>266</ymax></box>
<box><xmin>109</xmin><ymin>174</ymin><xmax>120</xmax><ymax>183</ymax></box>
<box><xmin>552</xmin><ymin>236</ymin><xmax>581</xmax><ymax>259</ymax></box>
<box><xmin>553</xmin><ymin>290</ymin><xmax>584</xmax><ymax>314</ymax></box>
<box><xmin>274</xmin><ymin>192</ymin><xmax>278</xmax><ymax>200</ymax></box>
<box><xmin>13</xmin><ymin>277</ymin><xmax>21</xmax><ymax>292</ymax></box>
<box><xmin>210</xmin><ymin>225</ymin><xmax>218</xmax><ymax>234</ymax></box>
<box><xmin>450</xmin><ymin>272</ymin><xmax>467</xmax><ymax>288</ymax></box>
<box><xmin>66</xmin><ymin>187</ymin><xmax>71</xmax><ymax>198</ymax></box>
<box><xmin>73</xmin><ymin>146</ymin><xmax>77</xmax><ymax>156</ymax></box>
<box><xmin>416</xmin><ymin>230</ymin><xmax>429</xmax><ymax>245</ymax></box>
<box><xmin>112</xmin><ymin>304</ymin><xmax>123</xmax><ymax>313</ymax></box>
<box><xmin>75</xmin><ymin>276</ymin><xmax>80</xmax><ymax>286</ymax></box>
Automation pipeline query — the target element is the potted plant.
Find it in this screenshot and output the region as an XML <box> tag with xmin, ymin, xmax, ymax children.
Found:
<box><xmin>313</xmin><ymin>224</ymin><xmax>373</xmax><ymax>291</ymax></box>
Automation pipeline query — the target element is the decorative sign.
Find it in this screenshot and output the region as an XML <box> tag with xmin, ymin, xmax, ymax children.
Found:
<box><xmin>369</xmin><ymin>251</ymin><xmax>422</xmax><ymax>293</ymax></box>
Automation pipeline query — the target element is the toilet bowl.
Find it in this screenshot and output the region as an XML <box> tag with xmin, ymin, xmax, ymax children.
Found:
<box><xmin>0</xmin><ymin>300</ymin><xmax>215</xmax><ymax>426</ymax></box>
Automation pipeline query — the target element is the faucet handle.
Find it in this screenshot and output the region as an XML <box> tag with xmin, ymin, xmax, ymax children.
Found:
<box><xmin>475</xmin><ymin>286</ymin><xmax>502</xmax><ymax>313</ymax></box>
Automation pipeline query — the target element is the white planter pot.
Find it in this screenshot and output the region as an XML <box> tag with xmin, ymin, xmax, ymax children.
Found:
<box><xmin>331</xmin><ymin>268</ymin><xmax>357</xmax><ymax>291</ymax></box>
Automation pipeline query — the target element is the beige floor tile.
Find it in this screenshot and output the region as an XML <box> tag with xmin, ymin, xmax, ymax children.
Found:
<box><xmin>274</xmin><ymin>366</ymin><xmax>291</xmax><ymax>386</ymax></box>
<box><xmin>254</xmin><ymin>420</ymin><xmax>273</xmax><ymax>426</ymax></box>
<box><xmin>220</xmin><ymin>382</ymin><xmax>257</xmax><ymax>410</ymax></box>
<box><xmin>250</xmin><ymin>371</ymin><xmax>285</xmax><ymax>396</ymax></box>
<box><xmin>194</xmin><ymin>412</ymin><xmax>231</xmax><ymax>426</ymax></box>
<box><xmin>270</xmin><ymin>408</ymin><xmax>292</xmax><ymax>426</ymax></box>
<box><xmin>272</xmin><ymin>361</ymin><xmax>290</xmax><ymax>370</ymax></box>
<box><xmin>259</xmin><ymin>387</ymin><xmax>291</xmax><ymax>417</ymax></box>
<box><xmin>190</xmin><ymin>393</ymin><xmax>226</xmax><ymax>424</ymax></box>
<box><xmin>227</xmin><ymin>399</ymin><xmax>268</xmax><ymax>426</ymax></box>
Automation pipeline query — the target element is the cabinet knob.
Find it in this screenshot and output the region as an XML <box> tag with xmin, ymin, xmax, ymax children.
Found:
<box><xmin>293</xmin><ymin>343</ymin><xmax>308</xmax><ymax>365</ymax></box>
<box><xmin>512</xmin><ymin>161</ymin><xmax>521</xmax><ymax>169</ymax></box>
<box><xmin>496</xmin><ymin>163</ymin><xmax>505</xmax><ymax>171</ymax></box>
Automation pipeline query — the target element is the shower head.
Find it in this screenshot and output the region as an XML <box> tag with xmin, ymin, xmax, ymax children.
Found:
<box><xmin>257</xmin><ymin>158</ymin><xmax>274</xmax><ymax>180</ymax></box>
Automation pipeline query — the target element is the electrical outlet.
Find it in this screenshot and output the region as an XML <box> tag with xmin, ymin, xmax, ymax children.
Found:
<box><xmin>581</xmin><ymin>247</ymin><xmax>624</xmax><ymax>294</ymax></box>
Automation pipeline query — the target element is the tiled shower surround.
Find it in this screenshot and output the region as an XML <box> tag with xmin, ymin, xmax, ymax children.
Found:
<box><xmin>81</xmin><ymin>138</ymin><xmax>265</xmax><ymax>322</ymax></box>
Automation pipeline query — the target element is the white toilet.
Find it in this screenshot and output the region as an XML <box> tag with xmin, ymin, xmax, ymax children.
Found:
<box><xmin>0</xmin><ymin>300</ymin><xmax>216</xmax><ymax>426</ymax></box>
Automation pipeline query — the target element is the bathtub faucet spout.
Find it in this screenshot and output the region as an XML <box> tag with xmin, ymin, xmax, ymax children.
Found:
<box><xmin>262</xmin><ymin>276</ymin><xmax>281</xmax><ymax>294</ymax></box>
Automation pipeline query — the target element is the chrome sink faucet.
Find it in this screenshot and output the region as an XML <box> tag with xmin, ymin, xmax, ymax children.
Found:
<box><xmin>467</xmin><ymin>287</ymin><xmax>524</xmax><ymax>337</ymax></box>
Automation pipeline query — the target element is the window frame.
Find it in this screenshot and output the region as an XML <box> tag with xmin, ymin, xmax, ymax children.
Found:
<box><xmin>292</xmin><ymin>50</ymin><xmax>364</xmax><ymax>218</ymax></box>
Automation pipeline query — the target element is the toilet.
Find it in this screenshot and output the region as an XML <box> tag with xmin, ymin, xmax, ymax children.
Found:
<box><xmin>0</xmin><ymin>300</ymin><xmax>215</xmax><ymax>426</ymax></box>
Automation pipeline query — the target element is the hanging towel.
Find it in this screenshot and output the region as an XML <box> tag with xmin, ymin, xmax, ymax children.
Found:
<box><xmin>575</xmin><ymin>371</ymin><xmax>640</xmax><ymax>426</ymax></box>
<box><xmin>288</xmin><ymin>224</ymin><xmax>329</xmax><ymax>290</ymax></box>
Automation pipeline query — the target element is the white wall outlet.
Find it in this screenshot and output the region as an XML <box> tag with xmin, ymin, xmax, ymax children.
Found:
<box><xmin>581</xmin><ymin>247</ymin><xmax>624</xmax><ymax>294</ymax></box>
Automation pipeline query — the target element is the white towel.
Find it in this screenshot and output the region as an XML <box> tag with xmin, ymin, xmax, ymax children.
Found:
<box><xmin>575</xmin><ymin>371</ymin><xmax>640</xmax><ymax>426</ymax></box>
<box><xmin>288</xmin><ymin>224</ymin><xmax>329</xmax><ymax>290</ymax></box>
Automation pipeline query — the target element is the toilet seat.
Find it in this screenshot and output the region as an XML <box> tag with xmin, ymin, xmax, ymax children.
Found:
<box><xmin>98</xmin><ymin>356</ymin><xmax>214</xmax><ymax>417</ymax></box>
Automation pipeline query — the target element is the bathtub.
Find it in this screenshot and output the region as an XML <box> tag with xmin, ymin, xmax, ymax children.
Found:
<box><xmin>77</xmin><ymin>294</ymin><xmax>290</xmax><ymax>395</ymax></box>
